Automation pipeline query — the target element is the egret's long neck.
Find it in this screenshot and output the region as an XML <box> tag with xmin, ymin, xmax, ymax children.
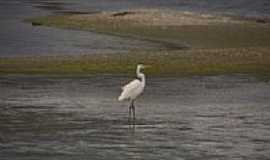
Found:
<box><xmin>136</xmin><ymin>67</ymin><xmax>145</xmax><ymax>85</ymax></box>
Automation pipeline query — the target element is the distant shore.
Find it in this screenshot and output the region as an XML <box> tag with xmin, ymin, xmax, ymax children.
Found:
<box><xmin>1</xmin><ymin>8</ymin><xmax>270</xmax><ymax>77</ymax></box>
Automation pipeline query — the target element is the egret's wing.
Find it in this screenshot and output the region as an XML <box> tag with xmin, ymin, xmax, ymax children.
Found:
<box><xmin>119</xmin><ymin>79</ymin><xmax>143</xmax><ymax>101</ymax></box>
<box><xmin>121</xmin><ymin>79</ymin><xmax>141</xmax><ymax>91</ymax></box>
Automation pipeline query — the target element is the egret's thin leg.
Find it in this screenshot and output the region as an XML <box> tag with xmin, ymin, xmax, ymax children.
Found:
<box><xmin>128</xmin><ymin>101</ymin><xmax>132</xmax><ymax>122</ymax></box>
<box><xmin>129</xmin><ymin>104</ymin><xmax>131</xmax><ymax>117</ymax></box>
<box><xmin>132</xmin><ymin>100</ymin><xmax>135</xmax><ymax>121</ymax></box>
<box><xmin>133</xmin><ymin>105</ymin><xmax>135</xmax><ymax>121</ymax></box>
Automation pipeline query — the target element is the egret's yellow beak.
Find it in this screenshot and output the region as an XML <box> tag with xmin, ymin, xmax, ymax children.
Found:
<box><xmin>143</xmin><ymin>65</ymin><xmax>151</xmax><ymax>69</ymax></box>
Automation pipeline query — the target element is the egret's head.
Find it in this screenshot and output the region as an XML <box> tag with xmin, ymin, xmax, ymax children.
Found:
<box><xmin>137</xmin><ymin>64</ymin><xmax>145</xmax><ymax>70</ymax></box>
<box><xmin>137</xmin><ymin>64</ymin><xmax>150</xmax><ymax>70</ymax></box>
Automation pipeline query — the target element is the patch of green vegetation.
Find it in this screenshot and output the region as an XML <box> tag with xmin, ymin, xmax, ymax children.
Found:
<box><xmin>1</xmin><ymin>48</ymin><xmax>270</xmax><ymax>77</ymax></box>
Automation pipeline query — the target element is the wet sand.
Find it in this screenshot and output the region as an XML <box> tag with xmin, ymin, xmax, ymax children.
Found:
<box><xmin>1</xmin><ymin>75</ymin><xmax>270</xmax><ymax>159</ymax></box>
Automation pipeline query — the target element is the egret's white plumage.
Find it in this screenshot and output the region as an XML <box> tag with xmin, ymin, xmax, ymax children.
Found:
<box><xmin>118</xmin><ymin>64</ymin><xmax>146</xmax><ymax>120</ymax></box>
<box><xmin>118</xmin><ymin>79</ymin><xmax>144</xmax><ymax>101</ymax></box>
<box><xmin>118</xmin><ymin>64</ymin><xmax>146</xmax><ymax>101</ymax></box>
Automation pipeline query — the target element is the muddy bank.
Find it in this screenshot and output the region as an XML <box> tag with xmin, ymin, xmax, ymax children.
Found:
<box><xmin>29</xmin><ymin>9</ymin><xmax>270</xmax><ymax>50</ymax></box>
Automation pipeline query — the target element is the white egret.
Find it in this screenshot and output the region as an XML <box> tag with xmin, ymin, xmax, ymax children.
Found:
<box><xmin>118</xmin><ymin>64</ymin><xmax>147</xmax><ymax>120</ymax></box>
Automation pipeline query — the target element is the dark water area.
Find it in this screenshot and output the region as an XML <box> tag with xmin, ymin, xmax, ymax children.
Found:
<box><xmin>0</xmin><ymin>75</ymin><xmax>270</xmax><ymax>159</ymax></box>
<box><xmin>1</xmin><ymin>0</ymin><xmax>270</xmax><ymax>57</ymax></box>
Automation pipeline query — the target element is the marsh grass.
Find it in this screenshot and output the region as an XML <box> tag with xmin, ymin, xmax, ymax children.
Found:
<box><xmin>1</xmin><ymin>48</ymin><xmax>270</xmax><ymax>77</ymax></box>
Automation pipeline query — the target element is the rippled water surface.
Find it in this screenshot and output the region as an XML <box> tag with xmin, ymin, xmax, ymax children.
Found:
<box><xmin>1</xmin><ymin>75</ymin><xmax>270</xmax><ymax>159</ymax></box>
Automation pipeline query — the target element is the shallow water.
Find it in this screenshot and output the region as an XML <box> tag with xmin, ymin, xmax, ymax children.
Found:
<box><xmin>0</xmin><ymin>0</ymin><xmax>162</xmax><ymax>57</ymax></box>
<box><xmin>0</xmin><ymin>75</ymin><xmax>270</xmax><ymax>159</ymax></box>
